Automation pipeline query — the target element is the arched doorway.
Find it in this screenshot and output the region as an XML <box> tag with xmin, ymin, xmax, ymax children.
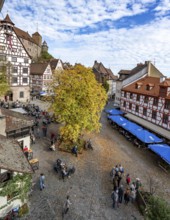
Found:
<box><xmin>5</xmin><ymin>90</ymin><xmax>13</xmax><ymax>101</ymax></box>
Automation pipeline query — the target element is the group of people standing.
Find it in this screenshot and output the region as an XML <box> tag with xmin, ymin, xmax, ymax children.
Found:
<box><xmin>110</xmin><ymin>164</ymin><xmax>142</xmax><ymax>209</ymax></box>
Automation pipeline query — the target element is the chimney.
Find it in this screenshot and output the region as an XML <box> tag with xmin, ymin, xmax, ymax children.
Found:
<box><xmin>145</xmin><ymin>61</ymin><xmax>151</xmax><ymax>65</ymax></box>
<box><xmin>137</xmin><ymin>63</ymin><xmax>143</xmax><ymax>67</ymax></box>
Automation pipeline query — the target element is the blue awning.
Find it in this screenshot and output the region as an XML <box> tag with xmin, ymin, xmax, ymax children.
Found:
<box><xmin>131</xmin><ymin>129</ymin><xmax>163</xmax><ymax>144</ymax></box>
<box><xmin>148</xmin><ymin>144</ymin><xmax>170</xmax><ymax>165</ymax></box>
<box><xmin>108</xmin><ymin>115</ymin><xmax>162</xmax><ymax>144</ymax></box>
<box><xmin>108</xmin><ymin>115</ymin><xmax>127</xmax><ymax>126</ymax></box>
<box><xmin>106</xmin><ymin>109</ymin><xmax>124</xmax><ymax>115</ymax></box>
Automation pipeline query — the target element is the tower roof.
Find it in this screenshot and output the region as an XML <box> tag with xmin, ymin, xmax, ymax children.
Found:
<box><xmin>1</xmin><ymin>14</ymin><xmax>14</xmax><ymax>25</ymax></box>
<box><xmin>42</xmin><ymin>40</ymin><xmax>47</xmax><ymax>45</ymax></box>
<box><xmin>32</xmin><ymin>31</ymin><xmax>41</xmax><ymax>36</ymax></box>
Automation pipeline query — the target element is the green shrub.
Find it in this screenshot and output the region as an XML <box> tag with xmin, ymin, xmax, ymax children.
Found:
<box><xmin>145</xmin><ymin>196</ymin><xmax>170</xmax><ymax>220</ymax></box>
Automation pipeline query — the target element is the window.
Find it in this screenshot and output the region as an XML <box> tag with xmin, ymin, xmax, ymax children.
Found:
<box><xmin>152</xmin><ymin>111</ymin><xmax>157</xmax><ymax>120</ymax></box>
<box><xmin>24</xmin><ymin>58</ymin><xmax>28</xmax><ymax>63</ymax></box>
<box><xmin>129</xmin><ymin>103</ymin><xmax>132</xmax><ymax>110</ymax></box>
<box><xmin>143</xmin><ymin>108</ymin><xmax>147</xmax><ymax>116</ymax></box>
<box><xmin>0</xmin><ymin>45</ymin><xmax>5</xmax><ymax>52</ymax></box>
<box><xmin>23</xmin><ymin>68</ymin><xmax>28</xmax><ymax>74</ymax></box>
<box><xmin>123</xmin><ymin>101</ymin><xmax>126</xmax><ymax>107</ymax></box>
<box><xmin>165</xmin><ymin>100</ymin><xmax>170</xmax><ymax>110</ymax></box>
<box><xmin>124</xmin><ymin>92</ymin><xmax>126</xmax><ymax>97</ymax></box>
<box><xmin>44</xmin><ymin>75</ymin><xmax>46</xmax><ymax>79</ymax></box>
<box><xmin>153</xmin><ymin>98</ymin><xmax>158</xmax><ymax>106</ymax></box>
<box><xmin>0</xmin><ymin>55</ymin><xmax>6</xmax><ymax>61</ymax></box>
<box><xmin>136</xmin><ymin>105</ymin><xmax>139</xmax><ymax>112</ymax></box>
<box><xmin>12</xmin><ymin>57</ymin><xmax>17</xmax><ymax>62</ymax></box>
<box><xmin>163</xmin><ymin>114</ymin><xmax>168</xmax><ymax>124</ymax></box>
<box><xmin>136</xmin><ymin>105</ymin><xmax>139</xmax><ymax>113</ymax></box>
<box><xmin>19</xmin><ymin>91</ymin><xmax>24</xmax><ymax>98</ymax></box>
<box><xmin>130</xmin><ymin>93</ymin><xmax>133</xmax><ymax>99</ymax></box>
<box><xmin>146</xmin><ymin>85</ymin><xmax>150</xmax><ymax>91</ymax></box>
<box><xmin>12</xmin><ymin>66</ymin><xmax>17</xmax><ymax>73</ymax></box>
<box><xmin>137</xmin><ymin>94</ymin><xmax>140</xmax><ymax>101</ymax></box>
<box><xmin>144</xmin><ymin>96</ymin><xmax>148</xmax><ymax>103</ymax></box>
<box><xmin>23</xmin><ymin>77</ymin><xmax>28</xmax><ymax>83</ymax></box>
<box><xmin>12</xmin><ymin>77</ymin><xmax>17</xmax><ymax>83</ymax></box>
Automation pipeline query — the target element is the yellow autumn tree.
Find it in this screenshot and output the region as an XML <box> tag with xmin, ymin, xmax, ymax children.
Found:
<box><xmin>51</xmin><ymin>64</ymin><xmax>107</xmax><ymax>143</ymax></box>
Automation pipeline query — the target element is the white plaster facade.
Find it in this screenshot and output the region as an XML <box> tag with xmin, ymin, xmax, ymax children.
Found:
<box><xmin>0</xmin><ymin>15</ymin><xmax>31</xmax><ymax>102</ymax></box>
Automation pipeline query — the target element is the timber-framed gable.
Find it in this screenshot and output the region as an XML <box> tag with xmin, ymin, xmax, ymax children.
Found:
<box><xmin>0</xmin><ymin>14</ymin><xmax>31</xmax><ymax>102</ymax></box>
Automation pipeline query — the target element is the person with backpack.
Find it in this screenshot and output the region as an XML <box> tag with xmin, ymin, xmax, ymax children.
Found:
<box><xmin>124</xmin><ymin>188</ymin><xmax>130</xmax><ymax>205</ymax></box>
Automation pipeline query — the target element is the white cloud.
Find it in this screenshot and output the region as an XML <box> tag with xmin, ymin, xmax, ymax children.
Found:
<box><xmin>1</xmin><ymin>0</ymin><xmax>170</xmax><ymax>76</ymax></box>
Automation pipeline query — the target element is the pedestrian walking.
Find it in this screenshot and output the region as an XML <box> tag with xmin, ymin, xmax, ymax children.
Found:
<box><xmin>130</xmin><ymin>189</ymin><xmax>136</xmax><ymax>203</ymax></box>
<box><xmin>39</xmin><ymin>173</ymin><xmax>45</xmax><ymax>191</ymax></box>
<box><xmin>62</xmin><ymin>196</ymin><xmax>71</xmax><ymax>218</ymax></box>
<box><xmin>111</xmin><ymin>191</ymin><xmax>116</xmax><ymax>208</ymax></box>
<box><xmin>117</xmin><ymin>172</ymin><xmax>122</xmax><ymax>187</ymax></box>
<box><xmin>36</xmin><ymin>127</ymin><xmax>41</xmax><ymax>138</ymax></box>
<box><xmin>31</xmin><ymin>134</ymin><xmax>36</xmax><ymax>144</ymax></box>
<box><xmin>42</xmin><ymin>125</ymin><xmax>47</xmax><ymax>137</ymax></box>
<box><xmin>135</xmin><ymin>178</ymin><xmax>142</xmax><ymax>191</ymax></box>
<box><xmin>124</xmin><ymin>188</ymin><xmax>130</xmax><ymax>205</ymax></box>
<box><xmin>111</xmin><ymin>190</ymin><xmax>119</xmax><ymax>208</ymax></box>
<box><xmin>118</xmin><ymin>185</ymin><xmax>124</xmax><ymax>204</ymax></box>
<box><xmin>126</xmin><ymin>174</ymin><xmax>131</xmax><ymax>185</ymax></box>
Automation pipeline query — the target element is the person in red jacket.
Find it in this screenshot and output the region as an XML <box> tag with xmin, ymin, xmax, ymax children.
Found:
<box><xmin>126</xmin><ymin>174</ymin><xmax>131</xmax><ymax>185</ymax></box>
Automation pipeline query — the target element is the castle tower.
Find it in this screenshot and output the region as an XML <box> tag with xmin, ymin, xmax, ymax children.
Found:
<box><xmin>32</xmin><ymin>31</ymin><xmax>42</xmax><ymax>47</ymax></box>
<box><xmin>42</xmin><ymin>40</ymin><xmax>48</xmax><ymax>52</ymax></box>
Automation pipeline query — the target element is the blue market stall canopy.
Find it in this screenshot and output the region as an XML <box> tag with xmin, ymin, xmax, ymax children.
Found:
<box><xmin>132</xmin><ymin>130</ymin><xmax>163</xmax><ymax>144</ymax></box>
<box><xmin>148</xmin><ymin>144</ymin><xmax>170</xmax><ymax>165</ymax></box>
<box><xmin>108</xmin><ymin>115</ymin><xmax>162</xmax><ymax>144</ymax></box>
<box><xmin>108</xmin><ymin>115</ymin><xmax>127</xmax><ymax>126</ymax></box>
<box><xmin>106</xmin><ymin>109</ymin><xmax>124</xmax><ymax>115</ymax></box>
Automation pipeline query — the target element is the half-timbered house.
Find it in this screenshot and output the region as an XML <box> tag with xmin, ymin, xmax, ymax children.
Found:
<box><xmin>115</xmin><ymin>61</ymin><xmax>164</xmax><ymax>106</ymax></box>
<box><xmin>120</xmin><ymin>76</ymin><xmax>170</xmax><ymax>140</ymax></box>
<box><xmin>0</xmin><ymin>14</ymin><xmax>31</xmax><ymax>102</ymax></box>
<box><xmin>30</xmin><ymin>62</ymin><xmax>53</xmax><ymax>93</ymax></box>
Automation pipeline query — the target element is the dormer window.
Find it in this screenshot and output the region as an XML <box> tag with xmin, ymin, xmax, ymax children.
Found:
<box><xmin>135</xmin><ymin>82</ymin><xmax>142</xmax><ymax>89</ymax></box>
<box><xmin>146</xmin><ymin>83</ymin><xmax>154</xmax><ymax>91</ymax></box>
<box><xmin>146</xmin><ymin>85</ymin><xmax>150</xmax><ymax>90</ymax></box>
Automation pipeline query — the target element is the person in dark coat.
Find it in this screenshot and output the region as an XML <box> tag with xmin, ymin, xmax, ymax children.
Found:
<box><xmin>124</xmin><ymin>188</ymin><xmax>130</xmax><ymax>205</ymax></box>
<box><xmin>118</xmin><ymin>185</ymin><xmax>124</xmax><ymax>204</ymax></box>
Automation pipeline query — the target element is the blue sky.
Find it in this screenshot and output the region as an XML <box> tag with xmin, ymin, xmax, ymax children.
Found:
<box><xmin>2</xmin><ymin>0</ymin><xmax>170</xmax><ymax>76</ymax></box>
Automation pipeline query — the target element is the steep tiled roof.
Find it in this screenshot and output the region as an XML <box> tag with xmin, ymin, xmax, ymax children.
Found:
<box><xmin>160</xmin><ymin>78</ymin><xmax>170</xmax><ymax>87</ymax></box>
<box><xmin>14</xmin><ymin>27</ymin><xmax>37</xmax><ymax>44</ymax></box>
<box><xmin>93</xmin><ymin>61</ymin><xmax>117</xmax><ymax>80</ymax></box>
<box><xmin>129</xmin><ymin>63</ymin><xmax>147</xmax><ymax>77</ymax></box>
<box><xmin>1</xmin><ymin>14</ymin><xmax>14</xmax><ymax>25</ymax></box>
<box><xmin>122</xmin><ymin>76</ymin><xmax>160</xmax><ymax>96</ymax></box>
<box><xmin>50</xmin><ymin>59</ymin><xmax>64</xmax><ymax>70</ymax></box>
<box><xmin>118</xmin><ymin>70</ymin><xmax>131</xmax><ymax>75</ymax></box>
<box><xmin>0</xmin><ymin>108</ymin><xmax>33</xmax><ymax>132</ymax></box>
<box><xmin>0</xmin><ymin>135</ymin><xmax>33</xmax><ymax>173</ymax></box>
<box><xmin>30</xmin><ymin>63</ymin><xmax>49</xmax><ymax>75</ymax></box>
<box><xmin>106</xmin><ymin>68</ymin><xmax>118</xmax><ymax>80</ymax></box>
